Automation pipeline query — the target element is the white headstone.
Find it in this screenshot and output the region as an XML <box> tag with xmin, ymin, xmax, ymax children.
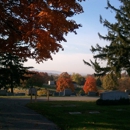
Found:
<box><xmin>48</xmin><ymin>80</ymin><xmax>55</xmax><ymax>85</ymax></box>
<box><xmin>100</xmin><ymin>90</ymin><xmax>129</xmax><ymax>100</ymax></box>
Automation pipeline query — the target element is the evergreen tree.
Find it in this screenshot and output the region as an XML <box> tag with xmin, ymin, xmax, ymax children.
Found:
<box><xmin>96</xmin><ymin>77</ymin><xmax>102</xmax><ymax>88</ymax></box>
<box><xmin>84</xmin><ymin>0</ymin><xmax>130</xmax><ymax>77</ymax></box>
<box><xmin>0</xmin><ymin>53</ymin><xmax>33</xmax><ymax>93</ymax></box>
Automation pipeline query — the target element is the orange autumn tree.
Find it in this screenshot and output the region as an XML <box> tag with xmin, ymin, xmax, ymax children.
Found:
<box><xmin>56</xmin><ymin>72</ymin><xmax>74</xmax><ymax>92</ymax></box>
<box><xmin>83</xmin><ymin>76</ymin><xmax>97</xmax><ymax>94</ymax></box>
<box><xmin>0</xmin><ymin>0</ymin><xmax>85</xmax><ymax>62</ymax></box>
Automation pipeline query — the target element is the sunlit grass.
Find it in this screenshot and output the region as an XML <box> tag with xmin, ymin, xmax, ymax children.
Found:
<box><xmin>26</xmin><ymin>101</ymin><xmax>130</xmax><ymax>130</ymax></box>
<box><xmin>0</xmin><ymin>96</ymin><xmax>30</xmax><ymax>98</ymax></box>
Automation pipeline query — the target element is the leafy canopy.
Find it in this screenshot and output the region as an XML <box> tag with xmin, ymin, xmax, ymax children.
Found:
<box><xmin>84</xmin><ymin>0</ymin><xmax>130</xmax><ymax>78</ymax></box>
<box><xmin>1</xmin><ymin>0</ymin><xmax>85</xmax><ymax>62</ymax></box>
<box><xmin>71</xmin><ymin>73</ymin><xmax>85</xmax><ymax>85</ymax></box>
<box><xmin>102</xmin><ymin>74</ymin><xmax>118</xmax><ymax>90</ymax></box>
<box><xmin>56</xmin><ymin>72</ymin><xmax>74</xmax><ymax>92</ymax></box>
<box><xmin>83</xmin><ymin>76</ymin><xmax>97</xmax><ymax>94</ymax></box>
<box><xmin>26</xmin><ymin>72</ymin><xmax>49</xmax><ymax>87</ymax></box>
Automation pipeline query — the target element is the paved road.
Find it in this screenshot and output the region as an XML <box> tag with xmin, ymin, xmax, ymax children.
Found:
<box><xmin>0</xmin><ymin>96</ymin><xmax>99</xmax><ymax>130</ymax></box>
<box><xmin>0</xmin><ymin>98</ymin><xmax>60</xmax><ymax>130</ymax></box>
<box><xmin>37</xmin><ymin>96</ymin><xmax>99</xmax><ymax>102</ymax></box>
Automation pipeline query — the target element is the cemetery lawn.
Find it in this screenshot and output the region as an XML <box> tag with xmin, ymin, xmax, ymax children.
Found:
<box><xmin>0</xmin><ymin>96</ymin><xmax>30</xmax><ymax>98</ymax></box>
<box><xmin>26</xmin><ymin>101</ymin><xmax>130</xmax><ymax>130</ymax></box>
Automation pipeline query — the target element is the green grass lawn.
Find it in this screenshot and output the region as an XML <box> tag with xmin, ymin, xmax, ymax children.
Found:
<box><xmin>0</xmin><ymin>96</ymin><xmax>31</xmax><ymax>98</ymax></box>
<box><xmin>26</xmin><ymin>101</ymin><xmax>130</xmax><ymax>130</ymax></box>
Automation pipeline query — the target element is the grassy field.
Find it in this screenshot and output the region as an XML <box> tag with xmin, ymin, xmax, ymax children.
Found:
<box><xmin>0</xmin><ymin>95</ymin><xmax>31</xmax><ymax>98</ymax></box>
<box><xmin>26</xmin><ymin>101</ymin><xmax>130</xmax><ymax>130</ymax></box>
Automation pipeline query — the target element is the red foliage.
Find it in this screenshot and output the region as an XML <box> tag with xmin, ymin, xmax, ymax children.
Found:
<box><xmin>0</xmin><ymin>0</ymin><xmax>84</xmax><ymax>62</ymax></box>
<box><xmin>56</xmin><ymin>72</ymin><xmax>74</xmax><ymax>92</ymax></box>
<box><xmin>83</xmin><ymin>76</ymin><xmax>97</xmax><ymax>94</ymax></box>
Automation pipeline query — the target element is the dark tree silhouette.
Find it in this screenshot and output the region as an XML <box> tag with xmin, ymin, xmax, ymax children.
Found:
<box><xmin>0</xmin><ymin>53</ymin><xmax>33</xmax><ymax>93</ymax></box>
<box><xmin>84</xmin><ymin>0</ymin><xmax>130</xmax><ymax>78</ymax></box>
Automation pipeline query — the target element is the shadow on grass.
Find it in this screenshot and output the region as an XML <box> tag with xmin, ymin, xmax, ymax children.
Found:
<box><xmin>26</xmin><ymin>101</ymin><xmax>130</xmax><ymax>130</ymax></box>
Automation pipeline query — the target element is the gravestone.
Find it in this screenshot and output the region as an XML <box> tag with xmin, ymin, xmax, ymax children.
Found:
<box><xmin>89</xmin><ymin>111</ymin><xmax>100</xmax><ymax>114</ymax></box>
<box><xmin>88</xmin><ymin>91</ymin><xmax>97</xmax><ymax>96</ymax></box>
<box><xmin>125</xmin><ymin>89</ymin><xmax>130</xmax><ymax>95</ymax></box>
<box><xmin>69</xmin><ymin>112</ymin><xmax>81</xmax><ymax>114</ymax></box>
<box><xmin>71</xmin><ymin>92</ymin><xmax>76</xmax><ymax>96</ymax></box>
<box><xmin>0</xmin><ymin>90</ymin><xmax>7</xmax><ymax>96</ymax></box>
<box><xmin>63</xmin><ymin>89</ymin><xmax>72</xmax><ymax>96</ymax></box>
<box><xmin>58</xmin><ymin>89</ymin><xmax>72</xmax><ymax>96</ymax></box>
<box><xmin>7</xmin><ymin>92</ymin><xmax>14</xmax><ymax>96</ymax></box>
<box><xmin>100</xmin><ymin>90</ymin><xmax>129</xmax><ymax>100</ymax></box>
<box><xmin>29</xmin><ymin>87</ymin><xmax>37</xmax><ymax>95</ymax></box>
<box><xmin>48</xmin><ymin>80</ymin><xmax>55</xmax><ymax>85</ymax></box>
<box><xmin>53</xmin><ymin>92</ymin><xmax>59</xmax><ymax>96</ymax></box>
<box><xmin>59</xmin><ymin>91</ymin><xmax>64</xmax><ymax>96</ymax></box>
<box><xmin>15</xmin><ymin>93</ymin><xmax>25</xmax><ymax>96</ymax></box>
<box><xmin>29</xmin><ymin>87</ymin><xmax>37</xmax><ymax>103</ymax></box>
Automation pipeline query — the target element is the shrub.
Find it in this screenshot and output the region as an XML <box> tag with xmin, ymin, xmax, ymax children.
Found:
<box><xmin>96</xmin><ymin>98</ymin><xmax>130</xmax><ymax>105</ymax></box>
<box><xmin>37</xmin><ymin>89</ymin><xmax>47</xmax><ymax>96</ymax></box>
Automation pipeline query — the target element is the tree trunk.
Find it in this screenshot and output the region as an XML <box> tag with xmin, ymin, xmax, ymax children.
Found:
<box><xmin>10</xmin><ymin>78</ymin><xmax>14</xmax><ymax>93</ymax></box>
<box><xmin>10</xmin><ymin>86</ymin><xmax>14</xmax><ymax>93</ymax></box>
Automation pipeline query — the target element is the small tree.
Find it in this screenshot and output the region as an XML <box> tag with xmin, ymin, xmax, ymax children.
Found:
<box><xmin>56</xmin><ymin>72</ymin><xmax>74</xmax><ymax>92</ymax></box>
<box><xmin>83</xmin><ymin>76</ymin><xmax>97</xmax><ymax>94</ymax></box>
<box><xmin>71</xmin><ymin>73</ymin><xmax>85</xmax><ymax>85</ymax></box>
<box><xmin>102</xmin><ymin>74</ymin><xmax>118</xmax><ymax>90</ymax></box>
<box><xmin>26</xmin><ymin>72</ymin><xmax>49</xmax><ymax>87</ymax></box>
<box><xmin>26</xmin><ymin>73</ymin><xmax>44</xmax><ymax>87</ymax></box>
<box><xmin>118</xmin><ymin>77</ymin><xmax>130</xmax><ymax>91</ymax></box>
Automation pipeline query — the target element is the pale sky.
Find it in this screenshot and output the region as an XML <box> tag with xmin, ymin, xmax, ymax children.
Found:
<box><xmin>24</xmin><ymin>0</ymin><xmax>121</xmax><ymax>75</ymax></box>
